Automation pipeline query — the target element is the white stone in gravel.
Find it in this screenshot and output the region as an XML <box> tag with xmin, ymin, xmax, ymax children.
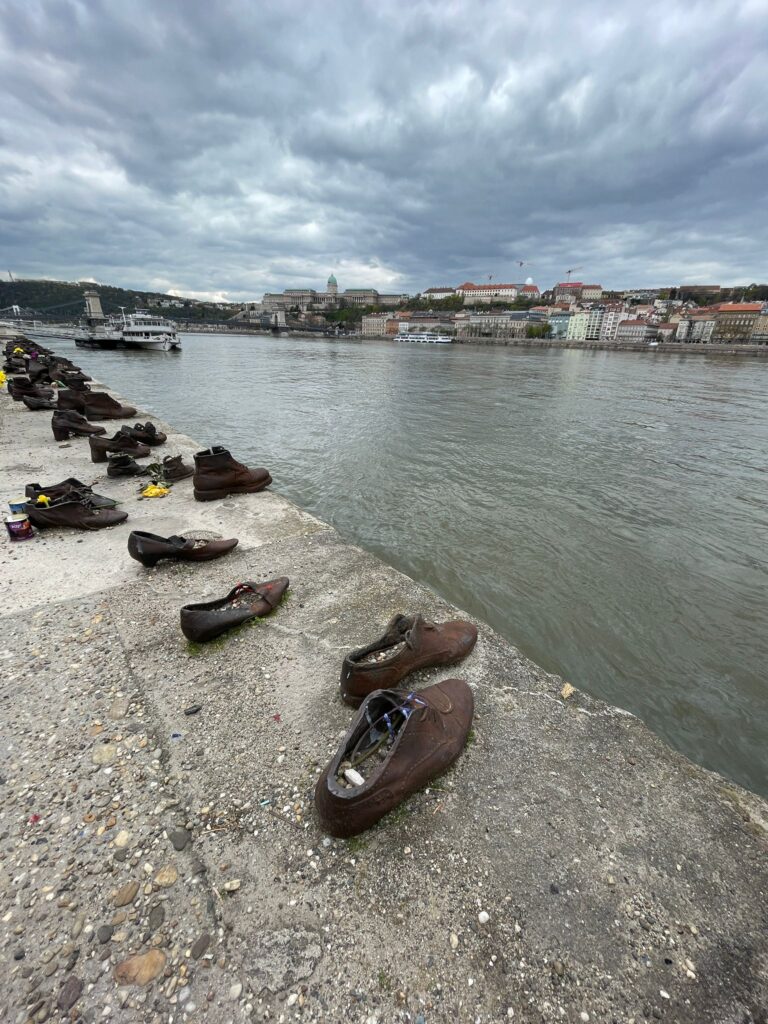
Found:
<box><xmin>286</xmin><ymin>993</ymin><xmax>298</xmax><ymax>1006</ymax></box>
<box><xmin>478</xmin><ymin>911</ymin><xmax>490</xmax><ymax>925</ymax></box>
<box><xmin>450</xmin><ymin>932</ymin><xmax>459</xmax><ymax>950</ymax></box>
<box><xmin>229</xmin><ymin>982</ymin><xmax>242</xmax><ymax>1000</ymax></box>
<box><xmin>114</xmin><ymin>831</ymin><xmax>130</xmax><ymax>849</ymax></box>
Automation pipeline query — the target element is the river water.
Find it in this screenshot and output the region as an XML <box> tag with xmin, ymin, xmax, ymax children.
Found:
<box><xmin>56</xmin><ymin>333</ymin><xmax>768</xmax><ymax>797</ymax></box>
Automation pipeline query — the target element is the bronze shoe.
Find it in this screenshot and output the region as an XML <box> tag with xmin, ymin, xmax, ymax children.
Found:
<box><xmin>128</xmin><ymin>531</ymin><xmax>238</xmax><ymax>567</ymax></box>
<box><xmin>120</xmin><ymin>422</ymin><xmax>167</xmax><ymax>446</ymax></box>
<box><xmin>89</xmin><ymin>433</ymin><xmax>151</xmax><ymax>463</ymax></box>
<box><xmin>340</xmin><ymin>613</ymin><xmax>478</xmax><ymax>707</ymax></box>
<box><xmin>315</xmin><ymin>680</ymin><xmax>474</xmax><ymax>838</ymax></box>
<box><xmin>192</xmin><ymin>446</ymin><xmax>271</xmax><ymax>502</ymax></box>
<box><xmin>25</xmin><ymin>478</ymin><xmax>118</xmax><ymax>509</ymax></box>
<box><xmin>24</xmin><ymin>496</ymin><xmax>128</xmax><ymax>531</ymax></box>
<box><xmin>180</xmin><ymin>578</ymin><xmax>289</xmax><ymax>643</ymax></box>
<box><xmin>82</xmin><ymin>392</ymin><xmax>137</xmax><ymax>420</ymax></box>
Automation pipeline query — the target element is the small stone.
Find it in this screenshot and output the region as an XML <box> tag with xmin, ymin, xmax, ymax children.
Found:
<box><xmin>191</xmin><ymin>933</ymin><xmax>210</xmax><ymax>960</ymax></box>
<box><xmin>169</xmin><ymin>829</ymin><xmax>191</xmax><ymax>852</ymax></box>
<box><xmin>92</xmin><ymin>744</ymin><xmax>118</xmax><ymax>766</ymax></box>
<box><xmin>580</xmin><ymin>1014</ymin><xmax>590</xmax><ymax>1023</ymax></box>
<box><xmin>58</xmin><ymin>975</ymin><xmax>83</xmax><ymax>1012</ymax></box>
<box><xmin>286</xmin><ymin>993</ymin><xmax>298</xmax><ymax>1006</ymax></box>
<box><xmin>154</xmin><ymin>865</ymin><xmax>178</xmax><ymax>888</ymax></box>
<box><xmin>660</xmin><ymin>990</ymin><xmax>670</xmax><ymax>1000</ymax></box>
<box><xmin>108</xmin><ymin>698</ymin><xmax>130</xmax><ymax>720</ymax></box>
<box><xmin>97</xmin><ymin>925</ymin><xmax>114</xmax><ymax>944</ymax></box>
<box><xmin>223</xmin><ymin>879</ymin><xmax>240</xmax><ymax>893</ymax></box>
<box><xmin>114</xmin><ymin>831</ymin><xmax>131</xmax><ymax>849</ymax></box>
<box><xmin>148</xmin><ymin>905</ymin><xmax>165</xmax><ymax>932</ymax></box>
<box><xmin>449</xmin><ymin>932</ymin><xmax>459</xmax><ymax>950</ymax></box>
<box><xmin>112</xmin><ymin>882</ymin><xmax>139</xmax><ymax>908</ymax></box>
<box><xmin>553</xmin><ymin>961</ymin><xmax>565</xmax><ymax>976</ymax></box>
<box><xmin>184</xmin><ymin>705</ymin><xmax>202</xmax><ymax>716</ymax></box>
<box><xmin>113</xmin><ymin>950</ymin><xmax>166</xmax><ymax>987</ymax></box>
<box><xmin>478</xmin><ymin>911</ymin><xmax>490</xmax><ymax>925</ymax></box>
<box><xmin>229</xmin><ymin>982</ymin><xmax>242</xmax><ymax>1000</ymax></box>
<box><xmin>561</xmin><ymin>682</ymin><xmax>575</xmax><ymax>699</ymax></box>
<box><xmin>13</xmin><ymin>949</ymin><xmax>24</xmax><ymax>961</ymax></box>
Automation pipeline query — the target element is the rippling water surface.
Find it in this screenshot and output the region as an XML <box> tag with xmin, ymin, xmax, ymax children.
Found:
<box><xmin>56</xmin><ymin>334</ymin><xmax>768</xmax><ymax>796</ymax></box>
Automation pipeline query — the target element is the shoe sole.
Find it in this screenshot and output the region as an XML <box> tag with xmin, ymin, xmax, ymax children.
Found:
<box><xmin>193</xmin><ymin>478</ymin><xmax>272</xmax><ymax>502</ymax></box>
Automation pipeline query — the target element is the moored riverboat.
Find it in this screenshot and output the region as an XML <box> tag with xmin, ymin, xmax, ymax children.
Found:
<box><xmin>396</xmin><ymin>331</ymin><xmax>453</xmax><ymax>344</ymax></box>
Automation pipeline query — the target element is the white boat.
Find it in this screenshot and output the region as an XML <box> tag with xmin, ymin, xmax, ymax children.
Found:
<box><xmin>396</xmin><ymin>331</ymin><xmax>453</xmax><ymax>344</ymax></box>
<box><xmin>74</xmin><ymin>291</ymin><xmax>181</xmax><ymax>351</ymax></box>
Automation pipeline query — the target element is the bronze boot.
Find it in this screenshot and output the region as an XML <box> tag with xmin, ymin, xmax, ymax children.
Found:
<box><xmin>192</xmin><ymin>446</ymin><xmax>271</xmax><ymax>502</ymax></box>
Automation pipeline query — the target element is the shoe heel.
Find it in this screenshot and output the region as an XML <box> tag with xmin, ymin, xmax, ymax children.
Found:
<box><xmin>52</xmin><ymin>426</ymin><xmax>71</xmax><ymax>441</ymax></box>
<box><xmin>138</xmin><ymin>555</ymin><xmax>161</xmax><ymax>567</ymax></box>
<box><xmin>90</xmin><ymin>446</ymin><xmax>107</xmax><ymax>463</ymax></box>
<box><xmin>193</xmin><ymin>488</ymin><xmax>228</xmax><ymax>502</ymax></box>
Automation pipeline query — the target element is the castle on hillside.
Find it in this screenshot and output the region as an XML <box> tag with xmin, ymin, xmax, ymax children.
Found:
<box><xmin>242</xmin><ymin>274</ymin><xmax>409</xmax><ymax>315</ymax></box>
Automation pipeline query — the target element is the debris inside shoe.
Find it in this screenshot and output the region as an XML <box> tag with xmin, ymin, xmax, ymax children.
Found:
<box><xmin>334</xmin><ymin>691</ymin><xmax>425</xmax><ymax>787</ymax></box>
<box><xmin>359</xmin><ymin>640</ymin><xmax>407</xmax><ymax>664</ymax></box>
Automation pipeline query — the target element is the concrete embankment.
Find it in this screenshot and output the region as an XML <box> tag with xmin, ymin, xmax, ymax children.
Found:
<box><xmin>368</xmin><ymin>335</ymin><xmax>768</xmax><ymax>356</ymax></box>
<box><xmin>1</xmin><ymin>374</ymin><xmax>767</xmax><ymax>1024</ymax></box>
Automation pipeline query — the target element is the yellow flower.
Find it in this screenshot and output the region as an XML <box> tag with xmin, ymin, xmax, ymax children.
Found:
<box><xmin>141</xmin><ymin>483</ymin><xmax>169</xmax><ymax>499</ymax></box>
<box><xmin>36</xmin><ymin>494</ymin><xmax>51</xmax><ymax>506</ymax></box>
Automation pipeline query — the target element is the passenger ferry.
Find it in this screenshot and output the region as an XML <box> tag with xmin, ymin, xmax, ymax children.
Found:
<box><xmin>74</xmin><ymin>292</ymin><xmax>181</xmax><ymax>351</ymax></box>
<box><xmin>396</xmin><ymin>331</ymin><xmax>453</xmax><ymax>344</ymax></box>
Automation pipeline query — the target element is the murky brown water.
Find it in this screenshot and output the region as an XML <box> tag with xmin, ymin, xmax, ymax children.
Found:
<box><xmin>57</xmin><ymin>334</ymin><xmax>768</xmax><ymax>797</ymax></box>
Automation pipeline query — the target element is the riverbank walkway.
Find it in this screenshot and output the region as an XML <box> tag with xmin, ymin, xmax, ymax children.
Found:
<box><xmin>1</xmin><ymin>377</ymin><xmax>767</xmax><ymax>1023</ymax></box>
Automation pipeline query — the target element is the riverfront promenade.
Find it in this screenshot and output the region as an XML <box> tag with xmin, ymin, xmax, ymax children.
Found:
<box><xmin>1</xmin><ymin>379</ymin><xmax>767</xmax><ymax>1023</ymax></box>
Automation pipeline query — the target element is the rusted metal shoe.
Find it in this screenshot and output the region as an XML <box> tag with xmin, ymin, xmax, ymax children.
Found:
<box><xmin>128</xmin><ymin>531</ymin><xmax>238</xmax><ymax>568</ymax></box>
<box><xmin>82</xmin><ymin>392</ymin><xmax>137</xmax><ymax>420</ymax></box>
<box><xmin>24</xmin><ymin>496</ymin><xmax>128</xmax><ymax>531</ymax></box>
<box><xmin>192</xmin><ymin>446</ymin><xmax>271</xmax><ymax>502</ymax></box>
<box><xmin>179</xmin><ymin>578</ymin><xmax>289</xmax><ymax>642</ymax></box>
<box><xmin>89</xmin><ymin>433</ymin><xmax>151</xmax><ymax>463</ymax></box>
<box><xmin>340</xmin><ymin>613</ymin><xmax>478</xmax><ymax>707</ymax></box>
<box><xmin>315</xmin><ymin>680</ymin><xmax>474</xmax><ymax>837</ymax></box>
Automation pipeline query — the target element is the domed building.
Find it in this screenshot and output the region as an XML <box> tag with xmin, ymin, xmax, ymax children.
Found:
<box><xmin>327</xmin><ymin>273</ymin><xmax>338</xmax><ymax>297</ymax></box>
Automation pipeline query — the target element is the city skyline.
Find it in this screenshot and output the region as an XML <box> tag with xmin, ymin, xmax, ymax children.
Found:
<box><xmin>1</xmin><ymin>1</ymin><xmax>766</xmax><ymax>302</ymax></box>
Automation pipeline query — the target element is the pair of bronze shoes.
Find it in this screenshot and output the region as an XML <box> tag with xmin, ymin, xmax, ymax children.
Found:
<box><xmin>315</xmin><ymin>613</ymin><xmax>478</xmax><ymax>838</ymax></box>
<box><xmin>127</xmin><ymin>531</ymin><xmax>289</xmax><ymax>643</ymax></box>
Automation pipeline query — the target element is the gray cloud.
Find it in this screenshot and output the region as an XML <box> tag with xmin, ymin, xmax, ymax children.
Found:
<box><xmin>1</xmin><ymin>0</ymin><xmax>766</xmax><ymax>299</ymax></box>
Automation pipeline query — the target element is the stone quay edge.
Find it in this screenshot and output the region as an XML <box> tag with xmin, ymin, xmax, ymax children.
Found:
<box><xmin>1</xmin><ymin>376</ymin><xmax>767</xmax><ymax>1024</ymax></box>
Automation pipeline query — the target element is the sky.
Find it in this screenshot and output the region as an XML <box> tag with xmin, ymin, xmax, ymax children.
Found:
<box><xmin>1</xmin><ymin>0</ymin><xmax>767</xmax><ymax>301</ymax></box>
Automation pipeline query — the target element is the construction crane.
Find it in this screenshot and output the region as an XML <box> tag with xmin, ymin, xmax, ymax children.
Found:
<box><xmin>564</xmin><ymin>267</ymin><xmax>583</xmax><ymax>282</ymax></box>
<box><xmin>7</xmin><ymin>271</ymin><xmax>14</xmax><ymax>282</ymax></box>
<box><xmin>514</xmin><ymin>260</ymin><xmax>526</xmax><ymax>267</ymax></box>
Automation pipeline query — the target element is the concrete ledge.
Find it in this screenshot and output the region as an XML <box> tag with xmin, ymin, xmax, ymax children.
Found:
<box><xmin>1</xmin><ymin>376</ymin><xmax>767</xmax><ymax>1024</ymax></box>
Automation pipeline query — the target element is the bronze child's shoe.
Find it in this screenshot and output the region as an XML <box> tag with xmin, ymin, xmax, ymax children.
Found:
<box><xmin>128</xmin><ymin>531</ymin><xmax>238</xmax><ymax>568</ymax></box>
<box><xmin>179</xmin><ymin>578</ymin><xmax>289</xmax><ymax>642</ymax></box>
<box><xmin>315</xmin><ymin>680</ymin><xmax>474</xmax><ymax>838</ymax></box>
<box><xmin>340</xmin><ymin>613</ymin><xmax>478</xmax><ymax>707</ymax></box>
<box><xmin>192</xmin><ymin>446</ymin><xmax>271</xmax><ymax>502</ymax></box>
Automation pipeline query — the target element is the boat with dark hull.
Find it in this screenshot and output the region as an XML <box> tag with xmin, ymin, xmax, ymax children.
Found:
<box><xmin>74</xmin><ymin>291</ymin><xmax>181</xmax><ymax>351</ymax></box>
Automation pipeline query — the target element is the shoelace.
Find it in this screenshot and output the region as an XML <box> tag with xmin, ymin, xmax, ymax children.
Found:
<box><xmin>350</xmin><ymin>692</ymin><xmax>428</xmax><ymax>767</ymax></box>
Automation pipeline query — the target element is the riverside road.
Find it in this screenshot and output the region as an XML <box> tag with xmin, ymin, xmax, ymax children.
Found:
<box><xmin>50</xmin><ymin>333</ymin><xmax>768</xmax><ymax>799</ymax></box>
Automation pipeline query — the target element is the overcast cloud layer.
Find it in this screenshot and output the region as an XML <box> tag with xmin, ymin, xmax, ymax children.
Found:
<box><xmin>1</xmin><ymin>0</ymin><xmax>767</xmax><ymax>300</ymax></box>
